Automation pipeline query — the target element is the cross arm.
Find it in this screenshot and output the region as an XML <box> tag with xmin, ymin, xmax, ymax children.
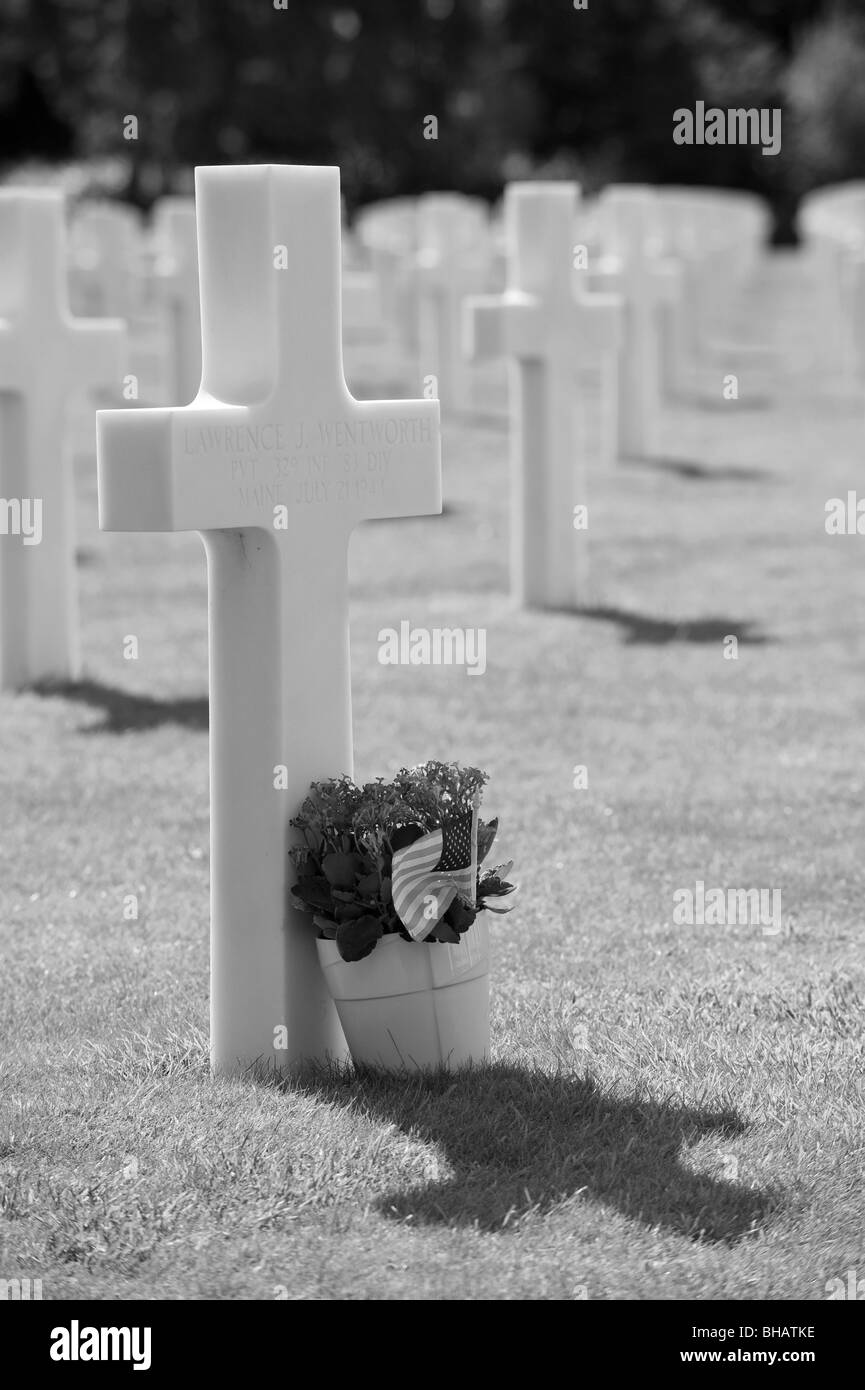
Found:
<box><xmin>97</xmin><ymin>405</ymin><xmax>184</xmax><ymax>531</ymax></box>
<box><xmin>652</xmin><ymin>258</ymin><xmax>683</xmax><ymax>305</ymax></box>
<box><xmin>415</xmin><ymin>248</ymin><xmax>446</xmax><ymax>289</ymax></box>
<box><xmin>573</xmin><ymin>288</ymin><xmax>623</xmax><ymax>359</ymax></box>
<box><xmin>346</xmin><ymin>397</ymin><xmax>441</xmax><ymax>525</ymax></box>
<box><xmin>0</xmin><ymin>319</ymin><xmax>24</xmax><ymax>390</ymax></box>
<box><xmin>98</xmin><ymin>401</ymin><xmax>283</xmax><ymax>533</ymax></box>
<box><xmin>463</xmin><ymin>291</ymin><xmax>543</xmax><ymax>362</ymax></box>
<box><xmin>586</xmin><ymin>258</ymin><xmax>620</xmax><ymax>295</ymax></box>
<box><xmin>416</xmin><ymin>247</ymin><xmax>489</xmax><ymax>295</ymax></box>
<box><xmin>67</xmin><ymin>317</ymin><xmax>127</xmax><ymax>396</ymax></box>
<box><xmin>98</xmin><ymin>396</ymin><xmax>441</xmax><ymax>536</ymax></box>
<box><xmin>589</xmin><ymin>254</ymin><xmax>675</xmax><ymax>316</ymax></box>
<box><xmin>342</xmin><ymin>272</ymin><xmax>382</xmax><ymax>332</ymax></box>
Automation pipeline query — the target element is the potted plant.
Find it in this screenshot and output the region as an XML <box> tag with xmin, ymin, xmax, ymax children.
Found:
<box><xmin>289</xmin><ymin>761</ymin><xmax>517</xmax><ymax>1070</ymax></box>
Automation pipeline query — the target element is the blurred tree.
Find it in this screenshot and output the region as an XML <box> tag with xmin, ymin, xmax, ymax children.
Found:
<box><xmin>500</xmin><ymin>0</ymin><xmax>836</xmax><ymax>238</ymax></box>
<box><xmin>784</xmin><ymin>6</ymin><xmax>865</xmax><ymax>195</ymax></box>
<box><xmin>670</xmin><ymin>0</ymin><xmax>792</xmax><ymax>236</ymax></box>
<box><xmin>699</xmin><ymin>0</ymin><xmax>828</xmax><ymax>54</ymax></box>
<box><xmin>0</xmin><ymin>0</ymin><xmax>862</xmax><ymax>233</ymax></box>
<box><xmin>0</xmin><ymin>0</ymin><xmax>493</xmax><ymax>206</ymax></box>
<box><xmin>0</xmin><ymin>64</ymin><xmax>73</xmax><ymax>161</ymax></box>
<box><xmin>504</xmin><ymin>0</ymin><xmax>703</xmax><ymax>190</ymax></box>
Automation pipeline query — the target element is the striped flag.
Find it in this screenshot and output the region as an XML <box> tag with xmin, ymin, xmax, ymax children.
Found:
<box><xmin>391</xmin><ymin>801</ymin><xmax>479</xmax><ymax>941</ymax></box>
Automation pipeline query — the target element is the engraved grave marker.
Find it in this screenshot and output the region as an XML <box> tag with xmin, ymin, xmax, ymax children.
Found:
<box><xmin>465</xmin><ymin>182</ymin><xmax>621</xmax><ymax>609</ymax></box>
<box><xmin>0</xmin><ymin>190</ymin><xmax>126</xmax><ymax>688</ymax></box>
<box><xmin>97</xmin><ymin>165</ymin><xmax>442</xmax><ymax>1076</ymax></box>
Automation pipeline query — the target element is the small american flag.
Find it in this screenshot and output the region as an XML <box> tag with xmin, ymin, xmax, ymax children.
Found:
<box><xmin>391</xmin><ymin>801</ymin><xmax>479</xmax><ymax>941</ymax></box>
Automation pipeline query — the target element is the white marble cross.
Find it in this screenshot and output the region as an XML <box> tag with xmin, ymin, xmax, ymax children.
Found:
<box><xmin>355</xmin><ymin>197</ymin><xmax>419</xmax><ymax>355</ymax></box>
<box><xmin>800</xmin><ymin>186</ymin><xmax>865</xmax><ymax>387</ymax></box>
<box><xmin>465</xmin><ymin>182</ymin><xmax>621</xmax><ymax>609</ymax></box>
<box><xmin>0</xmin><ymin>191</ymin><xmax>126</xmax><ymax>689</ymax></box>
<box><xmin>597</xmin><ymin>185</ymin><xmax>677</xmax><ymax>458</ymax></box>
<box><xmin>153</xmin><ymin>196</ymin><xmax>202</xmax><ymax>405</ymax></box>
<box><xmin>341</xmin><ymin>269</ymin><xmax>383</xmax><ymax>339</ymax></box>
<box><xmin>97</xmin><ymin>165</ymin><xmax>442</xmax><ymax>1077</ymax></box>
<box><xmin>416</xmin><ymin>193</ymin><xmax>491</xmax><ymax>412</ymax></box>
<box><xmin>72</xmin><ymin>200</ymin><xmax>144</xmax><ymax>319</ymax></box>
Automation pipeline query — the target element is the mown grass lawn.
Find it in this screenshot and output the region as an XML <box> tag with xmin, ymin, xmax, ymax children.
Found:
<box><xmin>1</xmin><ymin>251</ymin><xmax>863</xmax><ymax>1299</ymax></box>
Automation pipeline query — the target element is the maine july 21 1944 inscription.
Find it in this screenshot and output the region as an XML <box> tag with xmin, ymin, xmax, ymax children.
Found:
<box><xmin>181</xmin><ymin>414</ymin><xmax>433</xmax><ymax>512</ymax></box>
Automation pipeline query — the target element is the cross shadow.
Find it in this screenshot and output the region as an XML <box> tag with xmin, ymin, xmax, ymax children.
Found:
<box><xmin>32</xmin><ymin>678</ymin><xmax>208</xmax><ymax>733</ymax></box>
<box><xmin>661</xmin><ymin>385</ymin><xmax>772</xmax><ymax>411</ymax></box>
<box><xmin>620</xmin><ymin>456</ymin><xmax>772</xmax><ymax>483</ymax></box>
<box><xmin>575</xmin><ymin>607</ymin><xmax>769</xmax><ymax>646</ymax></box>
<box><xmin>365</xmin><ymin>500</ymin><xmax>459</xmax><ymax>522</ymax></box>
<box><xmin>457</xmin><ymin>409</ymin><xmax>509</xmax><ymax>431</ymax></box>
<box><xmin>349</xmin><ymin>377</ymin><xmax>413</xmax><ymax>400</ymax></box>
<box><xmin>287</xmin><ymin>1063</ymin><xmax>777</xmax><ymax>1242</ymax></box>
<box><xmin>695</xmin><ymin>393</ymin><xmax>772</xmax><ymax>412</ymax></box>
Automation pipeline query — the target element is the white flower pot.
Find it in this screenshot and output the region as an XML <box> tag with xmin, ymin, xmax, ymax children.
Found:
<box><xmin>316</xmin><ymin>918</ymin><xmax>490</xmax><ymax>1071</ymax></box>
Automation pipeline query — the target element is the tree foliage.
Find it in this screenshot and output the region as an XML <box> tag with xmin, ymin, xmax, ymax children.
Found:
<box><xmin>0</xmin><ymin>0</ymin><xmax>861</xmax><ymax>227</ymax></box>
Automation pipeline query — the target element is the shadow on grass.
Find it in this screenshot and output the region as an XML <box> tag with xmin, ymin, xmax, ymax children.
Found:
<box><xmin>695</xmin><ymin>393</ymin><xmax>773</xmax><ymax>412</ymax></box>
<box><xmin>365</xmin><ymin>500</ymin><xmax>459</xmax><ymax>522</ymax></box>
<box><xmin>32</xmin><ymin>679</ymin><xmax>208</xmax><ymax>733</ymax></box>
<box><xmin>290</xmin><ymin>1062</ymin><xmax>777</xmax><ymax>1243</ymax></box>
<box><xmin>575</xmin><ymin>607</ymin><xmax>769</xmax><ymax>647</ymax></box>
<box><xmin>349</xmin><ymin>377</ymin><xmax>412</xmax><ymax>401</ymax></box>
<box><xmin>457</xmin><ymin>409</ymin><xmax>509</xmax><ymax>431</ymax></box>
<box><xmin>621</xmin><ymin>456</ymin><xmax>772</xmax><ymax>483</ymax></box>
<box><xmin>661</xmin><ymin>387</ymin><xmax>773</xmax><ymax>412</ymax></box>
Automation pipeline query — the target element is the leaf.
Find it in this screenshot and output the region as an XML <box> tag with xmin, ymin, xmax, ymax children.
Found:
<box><xmin>444</xmin><ymin>898</ymin><xmax>477</xmax><ymax>932</ymax></box>
<box><xmin>478</xmin><ymin>881</ymin><xmax>514</xmax><ymax>899</ymax></box>
<box><xmin>290</xmin><ymin>877</ymin><xmax>333</xmax><ymax>911</ymax></box>
<box><xmin>336</xmin><ymin>914</ymin><xmax>383</xmax><ymax>963</ymax></box>
<box><xmin>357</xmin><ymin>871</ymin><xmax>380</xmax><ymax>898</ymax></box>
<box><xmin>322</xmin><ymin>851</ymin><xmax>362</xmax><ymax>888</ymax></box>
<box><xmin>429</xmin><ymin>920</ymin><xmax>461</xmax><ymax>944</ymax></box>
<box><xmin>390</xmin><ymin>824</ymin><xmax>425</xmax><ymax>852</ymax></box>
<box><xmin>477</xmin><ymin>817</ymin><xmax>498</xmax><ymax>865</ymax></box>
<box><xmin>313</xmin><ymin>915</ymin><xmax>339</xmax><ymax>939</ymax></box>
<box><xmin>380</xmin><ymin>876</ymin><xmax>393</xmax><ymax>906</ymax></box>
<box><xmin>481</xmin><ymin>885</ymin><xmax>519</xmax><ymax>913</ymax></box>
<box><xmin>303</xmin><ymin>827</ymin><xmax>323</xmax><ymax>855</ymax></box>
<box><xmin>334</xmin><ymin>901</ymin><xmax>369</xmax><ymax>922</ymax></box>
<box><xmin>478</xmin><ymin>863</ymin><xmax>514</xmax><ymax>897</ymax></box>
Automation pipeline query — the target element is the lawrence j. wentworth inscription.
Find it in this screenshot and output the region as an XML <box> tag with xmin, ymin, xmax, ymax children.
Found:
<box><xmin>183</xmin><ymin>415</ymin><xmax>433</xmax><ymax>510</ymax></box>
<box><xmin>184</xmin><ymin>416</ymin><xmax>432</xmax><ymax>454</ymax></box>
